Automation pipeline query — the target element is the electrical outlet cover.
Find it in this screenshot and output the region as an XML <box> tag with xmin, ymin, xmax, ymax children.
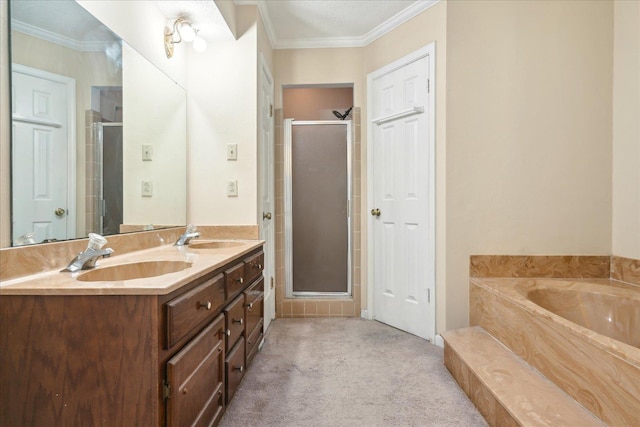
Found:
<box><xmin>142</xmin><ymin>180</ymin><xmax>153</xmax><ymax>197</ymax></box>
<box><xmin>226</xmin><ymin>180</ymin><xmax>238</xmax><ymax>196</ymax></box>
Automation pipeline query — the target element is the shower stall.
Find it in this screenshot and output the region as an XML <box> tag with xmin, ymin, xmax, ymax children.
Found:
<box><xmin>284</xmin><ymin>119</ymin><xmax>352</xmax><ymax>297</ymax></box>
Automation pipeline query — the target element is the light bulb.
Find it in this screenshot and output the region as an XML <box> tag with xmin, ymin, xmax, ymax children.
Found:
<box><xmin>192</xmin><ymin>36</ymin><xmax>207</xmax><ymax>53</ymax></box>
<box><xmin>180</xmin><ymin>22</ymin><xmax>196</xmax><ymax>42</ymax></box>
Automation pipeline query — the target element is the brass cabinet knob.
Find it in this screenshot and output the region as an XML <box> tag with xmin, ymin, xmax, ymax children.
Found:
<box><xmin>237</xmin><ymin>277</ymin><xmax>244</xmax><ymax>284</ymax></box>
<box><xmin>225</xmin><ymin>329</ymin><xmax>231</xmax><ymax>336</ymax></box>
<box><xmin>370</xmin><ymin>208</ymin><xmax>381</xmax><ymax>217</ymax></box>
<box><xmin>233</xmin><ymin>366</ymin><xmax>244</xmax><ymax>373</ymax></box>
<box><xmin>232</xmin><ymin>318</ymin><xmax>243</xmax><ymax>325</ymax></box>
<box><xmin>55</xmin><ymin>208</ymin><xmax>66</xmax><ymax>217</ymax></box>
<box><xmin>246</xmin><ymin>302</ymin><xmax>253</xmax><ymax>311</ymax></box>
<box><xmin>198</xmin><ymin>301</ymin><xmax>212</xmax><ymax>310</ymax></box>
<box><xmin>263</xmin><ymin>212</ymin><xmax>272</xmax><ymax>220</ymax></box>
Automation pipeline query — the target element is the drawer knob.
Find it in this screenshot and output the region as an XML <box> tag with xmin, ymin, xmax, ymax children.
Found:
<box><xmin>183</xmin><ymin>388</ymin><xmax>188</xmax><ymax>395</ymax></box>
<box><xmin>246</xmin><ymin>302</ymin><xmax>253</xmax><ymax>311</ymax></box>
<box><xmin>233</xmin><ymin>366</ymin><xmax>244</xmax><ymax>373</ymax></box>
<box><xmin>232</xmin><ymin>318</ymin><xmax>244</xmax><ymax>325</ymax></box>
<box><xmin>236</xmin><ymin>277</ymin><xmax>244</xmax><ymax>284</ymax></box>
<box><xmin>225</xmin><ymin>329</ymin><xmax>231</xmax><ymax>336</ymax></box>
<box><xmin>254</xmin><ymin>263</ymin><xmax>263</xmax><ymax>270</ymax></box>
<box><xmin>198</xmin><ymin>301</ymin><xmax>212</xmax><ymax>310</ymax></box>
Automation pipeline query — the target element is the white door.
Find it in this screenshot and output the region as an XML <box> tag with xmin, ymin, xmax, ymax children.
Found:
<box><xmin>11</xmin><ymin>65</ymin><xmax>75</xmax><ymax>244</ymax></box>
<box><xmin>368</xmin><ymin>45</ymin><xmax>435</xmax><ymax>341</ymax></box>
<box><xmin>259</xmin><ymin>56</ymin><xmax>276</xmax><ymax>330</ymax></box>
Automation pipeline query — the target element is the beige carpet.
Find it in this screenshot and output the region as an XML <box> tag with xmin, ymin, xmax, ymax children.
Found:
<box><xmin>220</xmin><ymin>318</ymin><xmax>487</xmax><ymax>427</ymax></box>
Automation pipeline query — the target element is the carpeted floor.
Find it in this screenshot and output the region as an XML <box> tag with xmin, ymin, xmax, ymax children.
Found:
<box><xmin>220</xmin><ymin>318</ymin><xmax>487</xmax><ymax>427</ymax></box>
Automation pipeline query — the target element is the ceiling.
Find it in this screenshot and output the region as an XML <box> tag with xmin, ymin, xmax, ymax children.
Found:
<box><xmin>237</xmin><ymin>0</ymin><xmax>438</xmax><ymax>49</ymax></box>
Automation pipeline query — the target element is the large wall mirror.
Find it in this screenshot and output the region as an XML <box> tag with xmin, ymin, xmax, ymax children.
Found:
<box><xmin>7</xmin><ymin>0</ymin><xmax>186</xmax><ymax>247</ymax></box>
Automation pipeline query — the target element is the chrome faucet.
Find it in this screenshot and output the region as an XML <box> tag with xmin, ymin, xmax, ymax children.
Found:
<box><xmin>175</xmin><ymin>225</ymin><xmax>200</xmax><ymax>246</ymax></box>
<box><xmin>63</xmin><ymin>247</ymin><xmax>114</xmax><ymax>272</ymax></box>
<box><xmin>62</xmin><ymin>233</ymin><xmax>114</xmax><ymax>272</ymax></box>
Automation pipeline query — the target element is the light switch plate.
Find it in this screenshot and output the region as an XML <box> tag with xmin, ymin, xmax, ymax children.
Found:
<box><xmin>227</xmin><ymin>144</ymin><xmax>238</xmax><ymax>160</ymax></box>
<box><xmin>226</xmin><ymin>180</ymin><xmax>238</xmax><ymax>197</ymax></box>
<box><xmin>142</xmin><ymin>180</ymin><xmax>153</xmax><ymax>197</ymax></box>
<box><xmin>142</xmin><ymin>144</ymin><xmax>153</xmax><ymax>161</ymax></box>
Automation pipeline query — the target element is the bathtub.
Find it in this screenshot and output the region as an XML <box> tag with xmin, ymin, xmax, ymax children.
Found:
<box><xmin>470</xmin><ymin>278</ymin><xmax>640</xmax><ymax>426</ymax></box>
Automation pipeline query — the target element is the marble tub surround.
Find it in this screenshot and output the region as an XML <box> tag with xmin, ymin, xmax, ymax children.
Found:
<box><xmin>470</xmin><ymin>277</ymin><xmax>640</xmax><ymax>426</ymax></box>
<box><xmin>0</xmin><ymin>238</ymin><xmax>263</xmax><ymax>295</ymax></box>
<box><xmin>611</xmin><ymin>255</ymin><xmax>640</xmax><ymax>286</ymax></box>
<box><xmin>469</xmin><ymin>255</ymin><xmax>610</xmax><ymax>278</ymax></box>
<box><xmin>0</xmin><ymin>225</ymin><xmax>259</xmax><ymax>282</ymax></box>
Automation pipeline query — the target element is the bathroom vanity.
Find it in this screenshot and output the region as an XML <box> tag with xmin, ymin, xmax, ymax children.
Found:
<box><xmin>0</xmin><ymin>241</ymin><xmax>264</xmax><ymax>427</ymax></box>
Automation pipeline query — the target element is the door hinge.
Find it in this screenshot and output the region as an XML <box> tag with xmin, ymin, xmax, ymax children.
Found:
<box><xmin>426</xmin><ymin>79</ymin><xmax>430</xmax><ymax>93</ymax></box>
<box><xmin>270</xmin><ymin>276</ymin><xmax>274</xmax><ymax>289</ymax></box>
<box><xmin>269</xmin><ymin>104</ymin><xmax>273</xmax><ymax>118</ymax></box>
<box><xmin>163</xmin><ymin>380</ymin><xmax>171</xmax><ymax>400</ymax></box>
<box><xmin>427</xmin><ymin>288</ymin><xmax>431</xmax><ymax>303</ymax></box>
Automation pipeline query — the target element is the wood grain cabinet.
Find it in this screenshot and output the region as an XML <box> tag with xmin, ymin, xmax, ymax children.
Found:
<box><xmin>0</xmin><ymin>247</ymin><xmax>264</xmax><ymax>427</ymax></box>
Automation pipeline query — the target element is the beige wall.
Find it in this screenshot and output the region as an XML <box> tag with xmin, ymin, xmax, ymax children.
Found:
<box><xmin>612</xmin><ymin>0</ymin><xmax>640</xmax><ymax>259</ymax></box>
<box><xmin>445</xmin><ymin>0</ymin><xmax>613</xmax><ymax>329</ymax></box>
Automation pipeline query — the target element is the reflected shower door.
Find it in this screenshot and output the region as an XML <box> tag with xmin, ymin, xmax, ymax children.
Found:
<box><xmin>287</xmin><ymin>120</ymin><xmax>351</xmax><ymax>295</ymax></box>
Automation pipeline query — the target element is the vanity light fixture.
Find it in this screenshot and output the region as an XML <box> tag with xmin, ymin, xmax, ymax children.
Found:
<box><xmin>164</xmin><ymin>17</ymin><xmax>207</xmax><ymax>58</ymax></box>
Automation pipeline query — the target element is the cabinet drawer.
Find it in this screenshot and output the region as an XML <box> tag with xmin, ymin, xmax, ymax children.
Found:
<box><xmin>224</xmin><ymin>294</ymin><xmax>245</xmax><ymax>350</ymax></box>
<box><xmin>225</xmin><ymin>337</ymin><xmax>245</xmax><ymax>404</ymax></box>
<box><xmin>166</xmin><ymin>314</ymin><xmax>225</xmax><ymax>427</ymax></box>
<box><xmin>166</xmin><ymin>273</ymin><xmax>225</xmax><ymax>348</ymax></box>
<box><xmin>244</xmin><ymin>251</ymin><xmax>264</xmax><ymax>285</ymax></box>
<box><xmin>244</xmin><ymin>277</ymin><xmax>264</xmax><ymax>337</ymax></box>
<box><xmin>224</xmin><ymin>262</ymin><xmax>245</xmax><ymax>298</ymax></box>
<box><xmin>246</xmin><ymin>318</ymin><xmax>263</xmax><ymax>367</ymax></box>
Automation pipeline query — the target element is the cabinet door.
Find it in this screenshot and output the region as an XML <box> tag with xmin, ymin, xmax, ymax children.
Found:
<box><xmin>166</xmin><ymin>314</ymin><xmax>225</xmax><ymax>427</ymax></box>
<box><xmin>225</xmin><ymin>337</ymin><xmax>245</xmax><ymax>404</ymax></box>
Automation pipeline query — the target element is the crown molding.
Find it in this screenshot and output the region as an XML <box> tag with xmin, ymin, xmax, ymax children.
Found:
<box><xmin>235</xmin><ymin>0</ymin><xmax>440</xmax><ymax>50</ymax></box>
<box><xmin>361</xmin><ymin>0</ymin><xmax>439</xmax><ymax>47</ymax></box>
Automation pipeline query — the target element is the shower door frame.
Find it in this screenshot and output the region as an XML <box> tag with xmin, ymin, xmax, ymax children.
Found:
<box><xmin>284</xmin><ymin>119</ymin><xmax>353</xmax><ymax>298</ymax></box>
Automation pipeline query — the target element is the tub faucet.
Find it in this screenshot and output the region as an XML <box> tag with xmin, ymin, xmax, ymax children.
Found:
<box><xmin>175</xmin><ymin>225</ymin><xmax>200</xmax><ymax>246</ymax></box>
<box><xmin>63</xmin><ymin>247</ymin><xmax>114</xmax><ymax>272</ymax></box>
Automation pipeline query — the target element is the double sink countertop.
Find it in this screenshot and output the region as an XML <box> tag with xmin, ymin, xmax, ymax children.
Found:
<box><xmin>0</xmin><ymin>240</ymin><xmax>264</xmax><ymax>296</ymax></box>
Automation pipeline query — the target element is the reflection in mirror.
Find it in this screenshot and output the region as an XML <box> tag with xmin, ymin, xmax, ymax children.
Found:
<box><xmin>8</xmin><ymin>0</ymin><xmax>186</xmax><ymax>247</ymax></box>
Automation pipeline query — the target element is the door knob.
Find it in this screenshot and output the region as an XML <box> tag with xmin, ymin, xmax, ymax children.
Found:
<box><xmin>263</xmin><ymin>212</ymin><xmax>272</xmax><ymax>220</ymax></box>
<box><xmin>371</xmin><ymin>208</ymin><xmax>381</xmax><ymax>217</ymax></box>
<box><xmin>55</xmin><ymin>208</ymin><xmax>66</xmax><ymax>217</ymax></box>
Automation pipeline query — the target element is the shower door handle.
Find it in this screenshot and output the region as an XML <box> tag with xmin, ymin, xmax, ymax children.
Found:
<box><xmin>371</xmin><ymin>208</ymin><xmax>381</xmax><ymax>217</ymax></box>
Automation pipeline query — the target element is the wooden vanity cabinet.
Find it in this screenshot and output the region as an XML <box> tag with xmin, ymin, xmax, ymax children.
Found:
<box><xmin>0</xmin><ymin>246</ymin><xmax>264</xmax><ymax>427</ymax></box>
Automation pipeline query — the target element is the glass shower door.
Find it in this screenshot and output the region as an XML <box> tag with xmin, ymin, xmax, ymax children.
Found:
<box><xmin>285</xmin><ymin>120</ymin><xmax>352</xmax><ymax>296</ymax></box>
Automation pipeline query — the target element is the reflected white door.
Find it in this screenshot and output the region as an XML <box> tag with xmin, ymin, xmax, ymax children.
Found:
<box><xmin>259</xmin><ymin>57</ymin><xmax>276</xmax><ymax>330</ymax></box>
<box><xmin>11</xmin><ymin>65</ymin><xmax>75</xmax><ymax>244</ymax></box>
<box><xmin>369</xmin><ymin>47</ymin><xmax>435</xmax><ymax>341</ymax></box>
